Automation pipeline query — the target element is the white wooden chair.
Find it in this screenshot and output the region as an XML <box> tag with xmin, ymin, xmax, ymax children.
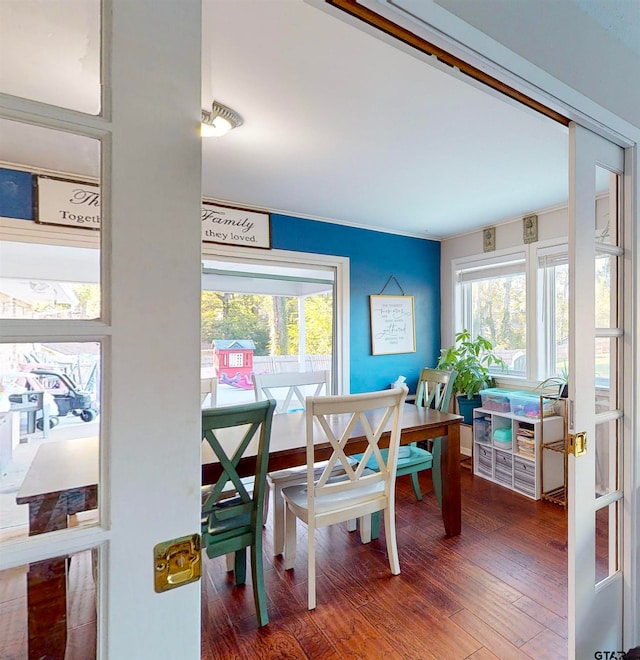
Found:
<box><xmin>252</xmin><ymin>370</ymin><xmax>328</xmax><ymax>413</ymax></box>
<box><xmin>252</xmin><ymin>370</ymin><xmax>331</xmax><ymax>555</ymax></box>
<box><xmin>281</xmin><ymin>386</ymin><xmax>407</xmax><ymax>610</ymax></box>
<box><xmin>200</xmin><ymin>376</ymin><xmax>217</xmax><ymax>408</ymax></box>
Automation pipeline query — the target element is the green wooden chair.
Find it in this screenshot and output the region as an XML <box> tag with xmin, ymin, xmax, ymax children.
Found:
<box><xmin>413</xmin><ymin>367</ymin><xmax>457</xmax><ymax>507</ymax></box>
<box><xmin>353</xmin><ymin>368</ymin><xmax>456</xmax><ymax>540</ymax></box>
<box><xmin>200</xmin><ymin>399</ymin><xmax>276</xmax><ymax>627</ymax></box>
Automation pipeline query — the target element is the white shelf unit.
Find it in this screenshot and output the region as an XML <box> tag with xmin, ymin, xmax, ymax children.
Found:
<box><xmin>472</xmin><ymin>406</ymin><xmax>565</xmax><ymax>500</ymax></box>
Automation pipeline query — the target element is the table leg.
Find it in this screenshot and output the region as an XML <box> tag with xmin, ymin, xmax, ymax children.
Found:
<box><xmin>24</xmin><ymin>487</ymin><xmax>96</xmax><ymax>659</ymax></box>
<box><xmin>27</xmin><ymin>557</ymin><xmax>67</xmax><ymax>660</ymax></box>
<box><xmin>440</xmin><ymin>423</ymin><xmax>461</xmax><ymax>536</ymax></box>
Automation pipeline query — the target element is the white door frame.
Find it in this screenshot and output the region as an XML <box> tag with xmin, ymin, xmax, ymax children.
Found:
<box><xmin>568</xmin><ymin>123</ymin><xmax>625</xmax><ymax>656</ymax></box>
<box><xmin>107</xmin><ymin>2</ymin><xmax>202</xmax><ymax>656</ymax></box>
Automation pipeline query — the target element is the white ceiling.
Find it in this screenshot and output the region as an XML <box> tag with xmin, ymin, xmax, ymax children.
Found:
<box><xmin>201</xmin><ymin>0</ymin><xmax>570</xmax><ymax>239</ymax></box>
<box><xmin>1</xmin><ymin>1</ymin><xmax>638</xmax><ymax>240</ymax></box>
<box><xmin>573</xmin><ymin>0</ymin><xmax>640</xmax><ymax>56</ymax></box>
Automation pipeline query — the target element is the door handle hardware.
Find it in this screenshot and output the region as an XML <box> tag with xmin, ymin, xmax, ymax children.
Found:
<box><xmin>567</xmin><ymin>431</ymin><xmax>587</xmax><ymax>457</ymax></box>
<box><xmin>154</xmin><ymin>534</ymin><xmax>201</xmax><ymax>592</ymax></box>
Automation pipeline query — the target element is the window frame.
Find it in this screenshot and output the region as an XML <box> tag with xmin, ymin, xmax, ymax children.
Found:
<box><xmin>200</xmin><ymin>243</ymin><xmax>350</xmax><ymax>395</ymax></box>
<box><xmin>537</xmin><ymin>242</ymin><xmax>570</xmax><ymax>379</ymax></box>
<box><xmin>451</xmin><ymin>240</ymin><xmax>573</xmax><ymax>386</ymax></box>
<box><xmin>454</xmin><ymin>248</ymin><xmax>528</xmax><ymax>379</ymax></box>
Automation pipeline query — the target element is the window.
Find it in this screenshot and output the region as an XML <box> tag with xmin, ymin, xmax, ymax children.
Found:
<box><xmin>456</xmin><ymin>254</ymin><xmax>527</xmax><ymax>377</ymax></box>
<box><xmin>200</xmin><ymin>252</ymin><xmax>342</xmax><ymax>407</ymax></box>
<box><xmin>454</xmin><ymin>246</ymin><xmax>577</xmax><ymax>383</ymax></box>
<box><xmin>0</xmin><ymin>240</ymin><xmax>100</xmax><ymax>320</ymax></box>
<box><xmin>538</xmin><ymin>246</ymin><xmax>569</xmax><ymax>378</ymax></box>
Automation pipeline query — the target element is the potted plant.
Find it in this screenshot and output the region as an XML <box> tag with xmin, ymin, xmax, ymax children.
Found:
<box><xmin>436</xmin><ymin>329</ymin><xmax>506</xmax><ymax>424</ymax></box>
<box><xmin>537</xmin><ymin>364</ymin><xmax>569</xmax><ymax>398</ymax></box>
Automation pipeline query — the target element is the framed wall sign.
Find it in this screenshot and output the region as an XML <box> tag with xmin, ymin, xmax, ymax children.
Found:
<box><xmin>483</xmin><ymin>226</ymin><xmax>496</xmax><ymax>252</ymax></box>
<box><xmin>369</xmin><ymin>295</ymin><xmax>416</xmax><ymax>355</ymax></box>
<box><xmin>523</xmin><ymin>214</ymin><xmax>538</xmax><ymax>244</ymax></box>
<box><xmin>36</xmin><ymin>176</ymin><xmax>101</xmax><ymax>229</ymax></box>
<box><xmin>202</xmin><ymin>201</ymin><xmax>271</xmax><ymax>249</ymax></box>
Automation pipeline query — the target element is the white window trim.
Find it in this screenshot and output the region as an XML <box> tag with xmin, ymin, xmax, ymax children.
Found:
<box><xmin>536</xmin><ymin>238</ymin><xmax>569</xmax><ymax>380</ymax></box>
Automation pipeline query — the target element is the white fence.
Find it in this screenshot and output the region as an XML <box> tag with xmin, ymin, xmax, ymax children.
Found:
<box><xmin>201</xmin><ymin>350</ymin><xmax>331</xmax><ymax>375</ymax></box>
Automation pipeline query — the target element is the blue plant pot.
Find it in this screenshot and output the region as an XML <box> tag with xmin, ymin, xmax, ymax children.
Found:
<box><xmin>457</xmin><ymin>394</ymin><xmax>482</xmax><ymax>425</ymax></box>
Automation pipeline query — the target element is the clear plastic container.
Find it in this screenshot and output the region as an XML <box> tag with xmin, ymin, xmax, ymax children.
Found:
<box><xmin>509</xmin><ymin>392</ymin><xmax>556</xmax><ymax>418</ymax></box>
<box><xmin>473</xmin><ymin>415</ymin><xmax>491</xmax><ymax>443</ymax></box>
<box><xmin>479</xmin><ymin>388</ymin><xmax>514</xmax><ymax>412</ymax></box>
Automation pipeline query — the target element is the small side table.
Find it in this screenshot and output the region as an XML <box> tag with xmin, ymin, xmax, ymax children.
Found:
<box><xmin>9</xmin><ymin>391</ymin><xmax>49</xmax><ymax>438</ymax></box>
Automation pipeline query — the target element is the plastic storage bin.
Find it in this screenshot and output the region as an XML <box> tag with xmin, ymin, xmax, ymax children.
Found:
<box><xmin>509</xmin><ymin>392</ymin><xmax>556</xmax><ymax>418</ymax></box>
<box><xmin>492</xmin><ymin>427</ymin><xmax>513</xmax><ymax>449</ymax></box>
<box><xmin>473</xmin><ymin>415</ymin><xmax>491</xmax><ymax>444</ymax></box>
<box><xmin>479</xmin><ymin>388</ymin><xmax>513</xmax><ymax>412</ymax></box>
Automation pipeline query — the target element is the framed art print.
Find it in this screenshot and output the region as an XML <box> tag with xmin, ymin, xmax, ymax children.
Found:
<box><xmin>369</xmin><ymin>295</ymin><xmax>416</xmax><ymax>355</ymax></box>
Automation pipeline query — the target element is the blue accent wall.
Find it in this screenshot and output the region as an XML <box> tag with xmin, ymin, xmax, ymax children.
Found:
<box><xmin>0</xmin><ymin>168</ymin><xmax>32</xmax><ymax>220</ymax></box>
<box><xmin>0</xmin><ymin>168</ymin><xmax>441</xmax><ymax>394</ymax></box>
<box><xmin>272</xmin><ymin>214</ymin><xmax>441</xmax><ymax>394</ymax></box>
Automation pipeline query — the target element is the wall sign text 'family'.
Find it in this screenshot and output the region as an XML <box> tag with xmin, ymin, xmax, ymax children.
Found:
<box><xmin>35</xmin><ymin>177</ymin><xmax>271</xmax><ymax>249</ymax></box>
<box><xmin>201</xmin><ymin>202</ymin><xmax>271</xmax><ymax>249</ymax></box>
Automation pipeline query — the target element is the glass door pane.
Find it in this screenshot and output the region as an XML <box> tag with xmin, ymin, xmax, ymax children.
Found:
<box><xmin>0</xmin><ymin>0</ymin><xmax>101</xmax><ymax>114</ymax></box>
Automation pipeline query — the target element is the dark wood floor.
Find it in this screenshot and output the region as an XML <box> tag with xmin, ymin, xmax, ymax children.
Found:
<box><xmin>0</xmin><ymin>469</ymin><xmax>567</xmax><ymax>659</ymax></box>
<box><xmin>202</xmin><ymin>469</ymin><xmax>568</xmax><ymax>659</ymax></box>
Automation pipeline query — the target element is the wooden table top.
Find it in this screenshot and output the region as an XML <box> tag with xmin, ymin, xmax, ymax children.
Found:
<box><xmin>14</xmin><ymin>405</ymin><xmax>462</xmax><ymax>501</ymax></box>
<box><xmin>16</xmin><ymin>437</ymin><xmax>99</xmax><ymax>503</ymax></box>
<box><xmin>202</xmin><ymin>403</ymin><xmax>462</xmax><ymax>479</ymax></box>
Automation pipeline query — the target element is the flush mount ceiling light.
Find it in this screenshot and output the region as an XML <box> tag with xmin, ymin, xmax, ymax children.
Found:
<box><xmin>201</xmin><ymin>101</ymin><xmax>243</xmax><ymax>137</ymax></box>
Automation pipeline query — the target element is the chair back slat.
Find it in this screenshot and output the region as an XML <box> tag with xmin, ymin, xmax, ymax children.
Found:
<box><xmin>253</xmin><ymin>370</ymin><xmax>329</xmax><ymax>414</ymax></box>
<box><xmin>201</xmin><ymin>400</ymin><xmax>276</xmax><ymax>526</ymax></box>
<box><xmin>305</xmin><ymin>386</ymin><xmax>407</xmax><ymax>504</ymax></box>
<box><xmin>202</xmin><ymin>421</ymin><xmax>259</xmax><ymax>506</ymax></box>
<box><xmin>415</xmin><ymin>368</ymin><xmax>457</xmax><ymax>412</ymax></box>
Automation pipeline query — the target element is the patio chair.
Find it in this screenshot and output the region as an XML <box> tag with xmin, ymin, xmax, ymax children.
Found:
<box><xmin>200</xmin><ymin>376</ymin><xmax>217</xmax><ymax>408</ymax></box>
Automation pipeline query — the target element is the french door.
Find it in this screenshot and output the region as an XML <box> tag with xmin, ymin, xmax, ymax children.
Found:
<box><xmin>568</xmin><ymin>123</ymin><xmax>626</xmax><ymax>657</ymax></box>
<box><xmin>0</xmin><ymin>1</ymin><xmax>203</xmax><ymax>657</ymax></box>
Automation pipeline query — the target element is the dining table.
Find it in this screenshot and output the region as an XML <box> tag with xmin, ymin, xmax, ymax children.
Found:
<box><xmin>15</xmin><ymin>402</ymin><xmax>461</xmax><ymax>659</ymax></box>
<box><xmin>16</xmin><ymin>436</ymin><xmax>98</xmax><ymax>660</ymax></box>
<box><xmin>202</xmin><ymin>402</ymin><xmax>463</xmax><ymax>537</ymax></box>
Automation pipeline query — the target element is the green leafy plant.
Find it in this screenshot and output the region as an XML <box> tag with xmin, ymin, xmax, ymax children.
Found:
<box><xmin>537</xmin><ymin>364</ymin><xmax>569</xmax><ymax>397</ymax></box>
<box><xmin>436</xmin><ymin>329</ymin><xmax>506</xmax><ymax>398</ymax></box>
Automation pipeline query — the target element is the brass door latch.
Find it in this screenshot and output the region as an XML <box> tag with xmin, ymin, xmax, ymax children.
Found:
<box><xmin>567</xmin><ymin>431</ymin><xmax>587</xmax><ymax>457</ymax></box>
<box><xmin>154</xmin><ymin>534</ymin><xmax>201</xmax><ymax>592</ymax></box>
